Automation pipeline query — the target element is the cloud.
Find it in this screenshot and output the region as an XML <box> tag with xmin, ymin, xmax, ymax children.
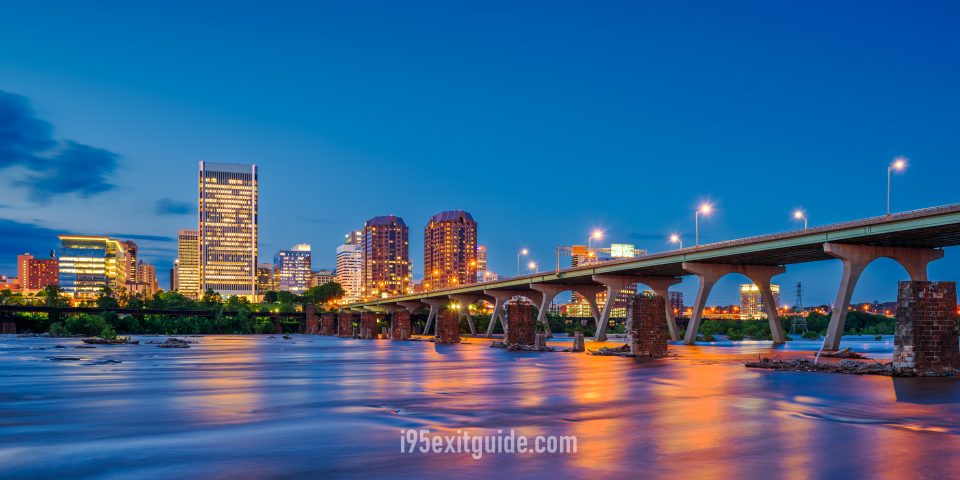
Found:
<box><xmin>0</xmin><ymin>90</ymin><xmax>120</xmax><ymax>203</ymax></box>
<box><xmin>154</xmin><ymin>198</ymin><xmax>193</xmax><ymax>215</ymax></box>
<box><xmin>107</xmin><ymin>232</ymin><xmax>175</xmax><ymax>243</ymax></box>
<box><xmin>0</xmin><ymin>219</ymin><xmax>61</xmax><ymax>274</ymax></box>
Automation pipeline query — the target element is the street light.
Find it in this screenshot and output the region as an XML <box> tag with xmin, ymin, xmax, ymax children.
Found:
<box><xmin>695</xmin><ymin>203</ymin><xmax>712</xmax><ymax>247</ymax></box>
<box><xmin>670</xmin><ymin>233</ymin><xmax>683</xmax><ymax>250</ymax></box>
<box><xmin>887</xmin><ymin>157</ymin><xmax>907</xmax><ymax>217</ymax></box>
<box><xmin>528</xmin><ymin>261</ymin><xmax>538</xmax><ymax>273</ymax></box>
<box><xmin>517</xmin><ymin>248</ymin><xmax>528</xmax><ymax>276</ymax></box>
<box><xmin>793</xmin><ymin>209</ymin><xmax>807</xmax><ymax>230</ymax></box>
<box><xmin>587</xmin><ymin>229</ymin><xmax>603</xmax><ymax>263</ymax></box>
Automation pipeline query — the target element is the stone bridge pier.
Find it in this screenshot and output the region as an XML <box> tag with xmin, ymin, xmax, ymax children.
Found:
<box><xmin>483</xmin><ymin>289</ymin><xmax>542</xmax><ymax>337</ymax></box>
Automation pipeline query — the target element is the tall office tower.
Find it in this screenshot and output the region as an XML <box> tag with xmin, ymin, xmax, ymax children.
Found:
<box><xmin>739</xmin><ymin>283</ymin><xmax>781</xmax><ymax>320</ymax></box>
<box><xmin>132</xmin><ymin>261</ymin><xmax>159</xmax><ymax>296</ymax></box>
<box><xmin>344</xmin><ymin>230</ymin><xmax>363</xmax><ymax>245</ymax></box>
<box><xmin>476</xmin><ymin>245</ymin><xmax>488</xmax><ymax>282</ymax></box>
<box><xmin>198</xmin><ymin>161</ymin><xmax>258</xmax><ymax>300</ymax></box>
<box><xmin>122</xmin><ymin>240</ymin><xmax>139</xmax><ymax>285</ymax></box>
<box><xmin>336</xmin><ymin>243</ymin><xmax>362</xmax><ymax>302</ymax></box>
<box><xmin>361</xmin><ymin>215</ymin><xmax>410</xmax><ymax>299</ymax></box>
<box><xmin>171</xmin><ymin>261</ymin><xmax>179</xmax><ymax>292</ymax></box>
<box><xmin>17</xmin><ymin>253</ymin><xmax>59</xmax><ymax>293</ymax></box>
<box><xmin>255</xmin><ymin>263</ymin><xmax>274</xmax><ymax>299</ymax></box>
<box><xmin>423</xmin><ymin>210</ymin><xmax>478</xmax><ymax>291</ymax></box>
<box><xmin>58</xmin><ymin>235</ymin><xmax>129</xmax><ymax>301</ymax></box>
<box><xmin>176</xmin><ymin>229</ymin><xmax>201</xmax><ymax>299</ymax></box>
<box><xmin>274</xmin><ymin>243</ymin><xmax>311</xmax><ymax>294</ymax></box>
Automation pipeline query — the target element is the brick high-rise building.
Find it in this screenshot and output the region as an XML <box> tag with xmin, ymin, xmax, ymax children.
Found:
<box><xmin>17</xmin><ymin>253</ymin><xmax>59</xmax><ymax>293</ymax></box>
<box><xmin>423</xmin><ymin>210</ymin><xmax>477</xmax><ymax>291</ymax></box>
<box><xmin>361</xmin><ymin>215</ymin><xmax>410</xmax><ymax>299</ymax></box>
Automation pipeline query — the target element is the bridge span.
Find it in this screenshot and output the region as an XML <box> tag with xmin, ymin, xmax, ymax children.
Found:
<box><xmin>347</xmin><ymin>204</ymin><xmax>960</xmax><ymax>350</ymax></box>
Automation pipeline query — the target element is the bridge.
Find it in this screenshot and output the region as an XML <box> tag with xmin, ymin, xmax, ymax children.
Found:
<box><xmin>347</xmin><ymin>204</ymin><xmax>960</xmax><ymax>350</ymax></box>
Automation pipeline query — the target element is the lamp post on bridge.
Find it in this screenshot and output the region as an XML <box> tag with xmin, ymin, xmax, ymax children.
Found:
<box><xmin>793</xmin><ymin>209</ymin><xmax>808</xmax><ymax>230</ymax></box>
<box><xmin>587</xmin><ymin>229</ymin><xmax>603</xmax><ymax>264</ymax></box>
<box><xmin>670</xmin><ymin>233</ymin><xmax>683</xmax><ymax>250</ymax></box>
<box><xmin>695</xmin><ymin>203</ymin><xmax>712</xmax><ymax>247</ymax></box>
<box><xmin>516</xmin><ymin>248</ymin><xmax>528</xmax><ymax>277</ymax></box>
<box><xmin>887</xmin><ymin>157</ymin><xmax>907</xmax><ymax>217</ymax></box>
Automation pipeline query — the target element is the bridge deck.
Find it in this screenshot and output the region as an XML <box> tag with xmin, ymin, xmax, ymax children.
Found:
<box><xmin>351</xmin><ymin>204</ymin><xmax>960</xmax><ymax>307</ymax></box>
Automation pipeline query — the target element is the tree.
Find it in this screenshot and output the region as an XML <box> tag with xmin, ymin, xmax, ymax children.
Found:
<box><xmin>263</xmin><ymin>291</ymin><xmax>279</xmax><ymax>303</ymax></box>
<box><xmin>301</xmin><ymin>282</ymin><xmax>345</xmax><ymax>305</ymax></box>
<box><xmin>39</xmin><ymin>285</ymin><xmax>68</xmax><ymax>307</ymax></box>
<box><xmin>96</xmin><ymin>287</ymin><xmax>120</xmax><ymax>309</ymax></box>
<box><xmin>201</xmin><ymin>288</ymin><xmax>222</xmax><ymax>305</ymax></box>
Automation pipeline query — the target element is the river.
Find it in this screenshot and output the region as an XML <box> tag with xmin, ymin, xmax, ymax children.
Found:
<box><xmin>1</xmin><ymin>334</ymin><xmax>958</xmax><ymax>479</ymax></box>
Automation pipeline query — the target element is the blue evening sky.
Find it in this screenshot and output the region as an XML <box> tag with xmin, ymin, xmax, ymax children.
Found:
<box><xmin>1</xmin><ymin>0</ymin><xmax>958</xmax><ymax>305</ymax></box>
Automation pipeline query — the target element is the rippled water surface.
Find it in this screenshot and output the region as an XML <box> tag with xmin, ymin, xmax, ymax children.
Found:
<box><xmin>1</xmin><ymin>334</ymin><xmax>958</xmax><ymax>479</ymax></box>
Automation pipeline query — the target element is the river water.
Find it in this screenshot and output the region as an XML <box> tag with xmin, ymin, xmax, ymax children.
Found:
<box><xmin>1</xmin><ymin>334</ymin><xmax>958</xmax><ymax>479</ymax></box>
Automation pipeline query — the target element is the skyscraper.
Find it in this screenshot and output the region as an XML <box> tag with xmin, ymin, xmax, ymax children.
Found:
<box><xmin>255</xmin><ymin>263</ymin><xmax>275</xmax><ymax>299</ymax></box>
<box><xmin>274</xmin><ymin>243</ymin><xmax>311</xmax><ymax>294</ymax></box>
<box><xmin>361</xmin><ymin>215</ymin><xmax>410</xmax><ymax>299</ymax></box>
<box><xmin>176</xmin><ymin>229</ymin><xmax>200</xmax><ymax>299</ymax></box>
<box><xmin>336</xmin><ymin>243</ymin><xmax>362</xmax><ymax>303</ymax></box>
<box><xmin>198</xmin><ymin>161</ymin><xmax>258</xmax><ymax>300</ymax></box>
<box><xmin>476</xmin><ymin>244</ymin><xmax>488</xmax><ymax>282</ymax></box>
<box><xmin>423</xmin><ymin>210</ymin><xmax>477</xmax><ymax>291</ymax></box>
<box><xmin>740</xmin><ymin>283</ymin><xmax>781</xmax><ymax>319</ymax></box>
<box><xmin>58</xmin><ymin>235</ymin><xmax>129</xmax><ymax>301</ymax></box>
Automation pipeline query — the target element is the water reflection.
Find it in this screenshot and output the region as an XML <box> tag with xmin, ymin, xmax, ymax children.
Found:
<box><xmin>0</xmin><ymin>335</ymin><xmax>958</xmax><ymax>479</ymax></box>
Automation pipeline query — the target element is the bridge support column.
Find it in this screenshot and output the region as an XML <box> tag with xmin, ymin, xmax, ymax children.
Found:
<box><xmin>530</xmin><ymin>284</ymin><xmax>570</xmax><ymax>338</ymax></box>
<box><xmin>451</xmin><ymin>294</ymin><xmax>489</xmax><ymax>336</ymax></box>
<box><xmin>571</xmin><ymin>285</ymin><xmax>605</xmax><ymax>332</ymax></box>
<box><xmin>591</xmin><ymin>275</ymin><xmax>650</xmax><ymax>342</ymax></box>
<box><xmin>682</xmin><ymin>263</ymin><xmax>786</xmax><ymax>345</ymax></box>
<box><xmin>822</xmin><ymin>243</ymin><xmax>944</xmax><ymax>350</ymax></box>
<box><xmin>421</xmin><ymin>298</ymin><xmax>447</xmax><ymax>335</ymax></box>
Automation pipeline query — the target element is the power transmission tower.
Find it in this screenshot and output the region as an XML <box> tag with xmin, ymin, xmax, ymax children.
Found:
<box><xmin>790</xmin><ymin>281</ymin><xmax>807</xmax><ymax>334</ymax></box>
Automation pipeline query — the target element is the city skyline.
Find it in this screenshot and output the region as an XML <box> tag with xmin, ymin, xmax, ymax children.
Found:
<box><xmin>1</xmin><ymin>2</ymin><xmax>959</xmax><ymax>305</ymax></box>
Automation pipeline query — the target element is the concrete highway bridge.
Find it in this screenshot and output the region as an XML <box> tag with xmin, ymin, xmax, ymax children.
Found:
<box><xmin>347</xmin><ymin>204</ymin><xmax>960</xmax><ymax>350</ymax></box>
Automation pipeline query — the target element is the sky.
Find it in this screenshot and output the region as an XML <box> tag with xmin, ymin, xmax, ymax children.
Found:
<box><xmin>1</xmin><ymin>0</ymin><xmax>959</xmax><ymax>306</ymax></box>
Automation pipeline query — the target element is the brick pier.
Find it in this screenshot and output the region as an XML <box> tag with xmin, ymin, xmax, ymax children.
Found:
<box><xmin>627</xmin><ymin>295</ymin><xmax>669</xmax><ymax>358</ymax></box>
<box><xmin>391</xmin><ymin>310</ymin><xmax>412</xmax><ymax>340</ymax></box>
<box><xmin>505</xmin><ymin>302</ymin><xmax>535</xmax><ymax>345</ymax></box>
<box><xmin>337</xmin><ymin>313</ymin><xmax>355</xmax><ymax>337</ymax></box>
<box><xmin>321</xmin><ymin>314</ymin><xmax>337</xmax><ymax>335</ymax></box>
<box><xmin>893</xmin><ymin>281</ymin><xmax>959</xmax><ymax>376</ymax></box>
<box><xmin>360</xmin><ymin>312</ymin><xmax>378</xmax><ymax>339</ymax></box>
<box><xmin>304</xmin><ymin>304</ymin><xmax>319</xmax><ymax>334</ymax></box>
<box><xmin>435</xmin><ymin>308</ymin><xmax>460</xmax><ymax>344</ymax></box>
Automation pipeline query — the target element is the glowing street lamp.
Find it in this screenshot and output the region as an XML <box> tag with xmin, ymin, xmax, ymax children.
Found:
<box><xmin>793</xmin><ymin>209</ymin><xmax>808</xmax><ymax>230</ymax></box>
<box><xmin>670</xmin><ymin>233</ymin><xmax>683</xmax><ymax>250</ymax></box>
<box><xmin>528</xmin><ymin>261</ymin><xmax>538</xmax><ymax>273</ymax></box>
<box><xmin>695</xmin><ymin>203</ymin><xmax>712</xmax><ymax>247</ymax></box>
<box><xmin>517</xmin><ymin>248</ymin><xmax>528</xmax><ymax>276</ymax></box>
<box><xmin>887</xmin><ymin>157</ymin><xmax>907</xmax><ymax>217</ymax></box>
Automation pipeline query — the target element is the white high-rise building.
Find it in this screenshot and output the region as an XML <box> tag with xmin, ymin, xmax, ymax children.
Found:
<box><xmin>336</xmin><ymin>243</ymin><xmax>361</xmax><ymax>303</ymax></box>
<box><xmin>198</xmin><ymin>161</ymin><xmax>258</xmax><ymax>300</ymax></box>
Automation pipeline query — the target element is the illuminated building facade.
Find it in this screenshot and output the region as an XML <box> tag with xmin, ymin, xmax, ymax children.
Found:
<box><xmin>58</xmin><ymin>235</ymin><xmax>128</xmax><ymax>301</ymax></box>
<box><xmin>176</xmin><ymin>229</ymin><xmax>201</xmax><ymax>299</ymax></box>
<box><xmin>309</xmin><ymin>269</ymin><xmax>336</xmax><ymax>288</ymax></box>
<box><xmin>423</xmin><ymin>210</ymin><xmax>477</xmax><ymax>291</ymax></box>
<box><xmin>336</xmin><ymin>243</ymin><xmax>362</xmax><ymax>302</ymax></box>
<box><xmin>274</xmin><ymin>244</ymin><xmax>311</xmax><ymax>294</ymax></box>
<box><xmin>362</xmin><ymin>215</ymin><xmax>411</xmax><ymax>299</ymax></box>
<box><xmin>17</xmin><ymin>253</ymin><xmax>59</xmax><ymax>293</ymax></box>
<box><xmin>476</xmin><ymin>245</ymin><xmax>490</xmax><ymax>282</ymax></box>
<box><xmin>740</xmin><ymin>283</ymin><xmax>781</xmax><ymax>319</ymax></box>
<box><xmin>255</xmin><ymin>263</ymin><xmax>274</xmax><ymax>298</ymax></box>
<box><xmin>199</xmin><ymin>161</ymin><xmax>258</xmax><ymax>300</ymax></box>
<box><xmin>128</xmin><ymin>261</ymin><xmax>159</xmax><ymax>296</ymax></box>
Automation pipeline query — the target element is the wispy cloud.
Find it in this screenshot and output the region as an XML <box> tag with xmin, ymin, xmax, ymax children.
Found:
<box><xmin>154</xmin><ymin>198</ymin><xmax>193</xmax><ymax>216</ymax></box>
<box><xmin>0</xmin><ymin>90</ymin><xmax>120</xmax><ymax>203</ymax></box>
